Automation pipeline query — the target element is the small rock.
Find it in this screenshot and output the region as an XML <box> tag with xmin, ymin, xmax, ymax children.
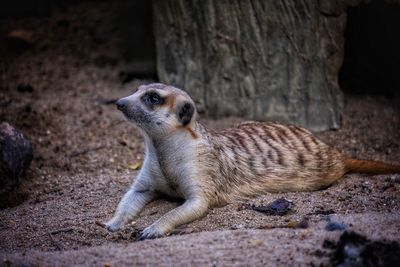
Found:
<box><xmin>296</xmin><ymin>217</ymin><xmax>309</xmax><ymax>229</ymax></box>
<box><xmin>0</xmin><ymin>122</ymin><xmax>33</xmax><ymax>191</ymax></box>
<box><xmin>247</xmin><ymin>198</ymin><xmax>293</xmax><ymax>216</ymax></box>
<box><xmin>250</xmin><ymin>239</ymin><xmax>263</xmax><ymax>246</ymax></box>
<box><xmin>231</xmin><ymin>224</ymin><xmax>245</xmax><ymax>230</ymax></box>
<box><xmin>325</xmin><ymin>221</ymin><xmax>347</xmax><ymax>231</ymax></box>
<box><xmin>325</xmin><ymin>216</ymin><xmax>346</xmax><ymax>231</ymax></box>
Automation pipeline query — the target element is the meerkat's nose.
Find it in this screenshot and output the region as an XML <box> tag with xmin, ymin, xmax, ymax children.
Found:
<box><xmin>116</xmin><ymin>98</ymin><xmax>127</xmax><ymax>110</ymax></box>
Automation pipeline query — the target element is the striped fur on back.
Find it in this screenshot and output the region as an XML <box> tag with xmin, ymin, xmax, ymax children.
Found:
<box><xmin>197</xmin><ymin>121</ymin><xmax>346</xmax><ymax>205</ymax></box>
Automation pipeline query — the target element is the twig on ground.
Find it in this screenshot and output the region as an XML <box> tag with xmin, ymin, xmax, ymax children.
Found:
<box><xmin>48</xmin><ymin>232</ymin><xmax>63</xmax><ymax>250</ymax></box>
<box><xmin>51</xmin><ymin>227</ymin><xmax>74</xmax><ymax>235</ymax></box>
<box><xmin>95</xmin><ymin>220</ymin><xmax>106</xmax><ymax>228</ymax></box>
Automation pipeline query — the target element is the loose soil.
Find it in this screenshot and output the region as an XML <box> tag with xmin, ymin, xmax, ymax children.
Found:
<box><xmin>1</xmin><ymin>2</ymin><xmax>399</xmax><ymax>266</ymax></box>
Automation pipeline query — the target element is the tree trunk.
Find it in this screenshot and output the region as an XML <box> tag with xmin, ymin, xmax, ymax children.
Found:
<box><xmin>153</xmin><ymin>0</ymin><xmax>360</xmax><ymax>131</ymax></box>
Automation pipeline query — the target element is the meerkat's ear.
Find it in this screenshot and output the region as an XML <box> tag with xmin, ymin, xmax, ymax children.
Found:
<box><xmin>177</xmin><ymin>102</ymin><xmax>194</xmax><ymax>126</ymax></box>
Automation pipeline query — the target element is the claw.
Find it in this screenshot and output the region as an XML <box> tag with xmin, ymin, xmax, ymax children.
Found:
<box><xmin>137</xmin><ymin>232</ymin><xmax>150</xmax><ymax>241</ymax></box>
<box><xmin>106</xmin><ymin>224</ymin><xmax>118</xmax><ymax>232</ymax></box>
<box><xmin>137</xmin><ymin>225</ymin><xmax>164</xmax><ymax>240</ymax></box>
<box><xmin>95</xmin><ymin>220</ymin><xmax>120</xmax><ymax>232</ymax></box>
<box><xmin>104</xmin><ymin>220</ymin><xmax>121</xmax><ymax>232</ymax></box>
<box><xmin>137</xmin><ymin>231</ymin><xmax>158</xmax><ymax>241</ymax></box>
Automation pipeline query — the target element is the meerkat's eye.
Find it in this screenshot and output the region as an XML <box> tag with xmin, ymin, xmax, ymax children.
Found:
<box><xmin>149</xmin><ymin>94</ymin><xmax>160</xmax><ymax>104</ymax></box>
<box><xmin>142</xmin><ymin>92</ymin><xmax>165</xmax><ymax>107</ymax></box>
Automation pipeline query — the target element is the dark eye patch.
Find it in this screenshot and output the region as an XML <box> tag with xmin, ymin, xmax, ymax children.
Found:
<box><xmin>141</xmin><ymin>91</ymin><xmax>165</xmax><ymax>109</ymax></box>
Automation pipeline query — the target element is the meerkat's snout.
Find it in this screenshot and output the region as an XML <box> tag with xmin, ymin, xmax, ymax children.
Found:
<box><xmin>115</xmin><ymin>94</ymin><xmax>152</xmax><ymax>127</ymax></box>
<box><xmin>115</xmin><ymin>98</ymin><xmax>127</xmax><ymax>111</ymax></box>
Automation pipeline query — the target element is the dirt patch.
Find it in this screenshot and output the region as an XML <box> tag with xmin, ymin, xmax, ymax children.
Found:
<box><xmin>1</xmin><ymin>212</ymin><xmax>399</xmax><ymax>267</ymax></box>
<box><xmin>0</xmin><ymin>1</ymin><xmax>399</xmax><ymax>266</ymax></box>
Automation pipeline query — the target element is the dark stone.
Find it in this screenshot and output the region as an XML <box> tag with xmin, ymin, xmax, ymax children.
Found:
<box><xmin>247</xmin><ymin>197</ymin><xmax>293</xmax><ymax>216</ymax></box>
<box><xmin>325</xmin><ymin>221</ymin><xmax>347</xmax><ymax>231</ymax></box>
<box><xmin>0</xmin><ymin>122</ymin><xmax>33</xmax><ymax>191</ymax></box>
<box><xmin>296</xmin><ymin>216</ymin><xmax>309</xmax><ymax>229</ymax></box>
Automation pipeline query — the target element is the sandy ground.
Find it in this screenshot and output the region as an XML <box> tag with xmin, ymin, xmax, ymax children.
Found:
<box><xmin>1</xmin><ymin>2</ymin><xmax>400</xmax><ymax>266</ymax></box>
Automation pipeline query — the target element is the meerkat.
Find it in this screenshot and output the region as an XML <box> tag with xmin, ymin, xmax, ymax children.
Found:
<box><xmin>105</xmin><ymin>83</ymin><xmax>400</xmax><ymax>240</ymax></box>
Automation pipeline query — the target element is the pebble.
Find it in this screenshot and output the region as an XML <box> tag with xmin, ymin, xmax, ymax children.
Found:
<box><xmin>248</xmin><ymin>198</ymin><xmax>293</xmax><ymax>216</ymax></box>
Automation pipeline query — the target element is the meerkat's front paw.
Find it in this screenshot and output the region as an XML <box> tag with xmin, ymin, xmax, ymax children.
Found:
<box><xmin>105</xmin><ymin>219</ymin><xmax>123</xmax><ymax>232</ymax></box>
<box><xmin>138</xmin><ymin>224</ymin><xmax>165</xmax><ymax>240</ymax></box>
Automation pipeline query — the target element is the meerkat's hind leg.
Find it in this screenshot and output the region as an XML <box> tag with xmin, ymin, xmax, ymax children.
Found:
<box><xmin>105</xmin><ymin>186</ymin><xmax>155</xmax><ymax>232</ymax></box>
<box><xmin>138</xmin><ymin>197</ymin><xmax>209</xmax><ymax>240</ymax></box>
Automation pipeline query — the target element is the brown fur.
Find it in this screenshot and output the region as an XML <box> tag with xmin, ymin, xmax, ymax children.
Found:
<box><xmin>176</xmin><ymin>125</ymin><xmax>198</xmax><ymax>139</ymax></box>
<box><xmin>166</xmin><ymin>95</ymin><xmax>175</xmax><ymax>110</ymax></box>
<box><xmin>186</xmin><ymin>126</ymin><xmax>198</xmax><ymax>139</ymax></box>
<box><xmin>344</xmin><ymin>158</ymin><xmax>400</xmax><ymax>174</ymax></box>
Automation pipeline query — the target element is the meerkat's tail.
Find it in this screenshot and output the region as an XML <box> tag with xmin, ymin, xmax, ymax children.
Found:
<box><xmin>344</xmin><ymin>158</ymin><xmax>400</xmax><ymax>174</ymax></box>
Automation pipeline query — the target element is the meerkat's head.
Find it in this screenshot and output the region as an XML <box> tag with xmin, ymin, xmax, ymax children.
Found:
<box><xmin>116</xmin><ymin>83</ymin><xmax>197</xmax><ymax>138</ymax></box>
